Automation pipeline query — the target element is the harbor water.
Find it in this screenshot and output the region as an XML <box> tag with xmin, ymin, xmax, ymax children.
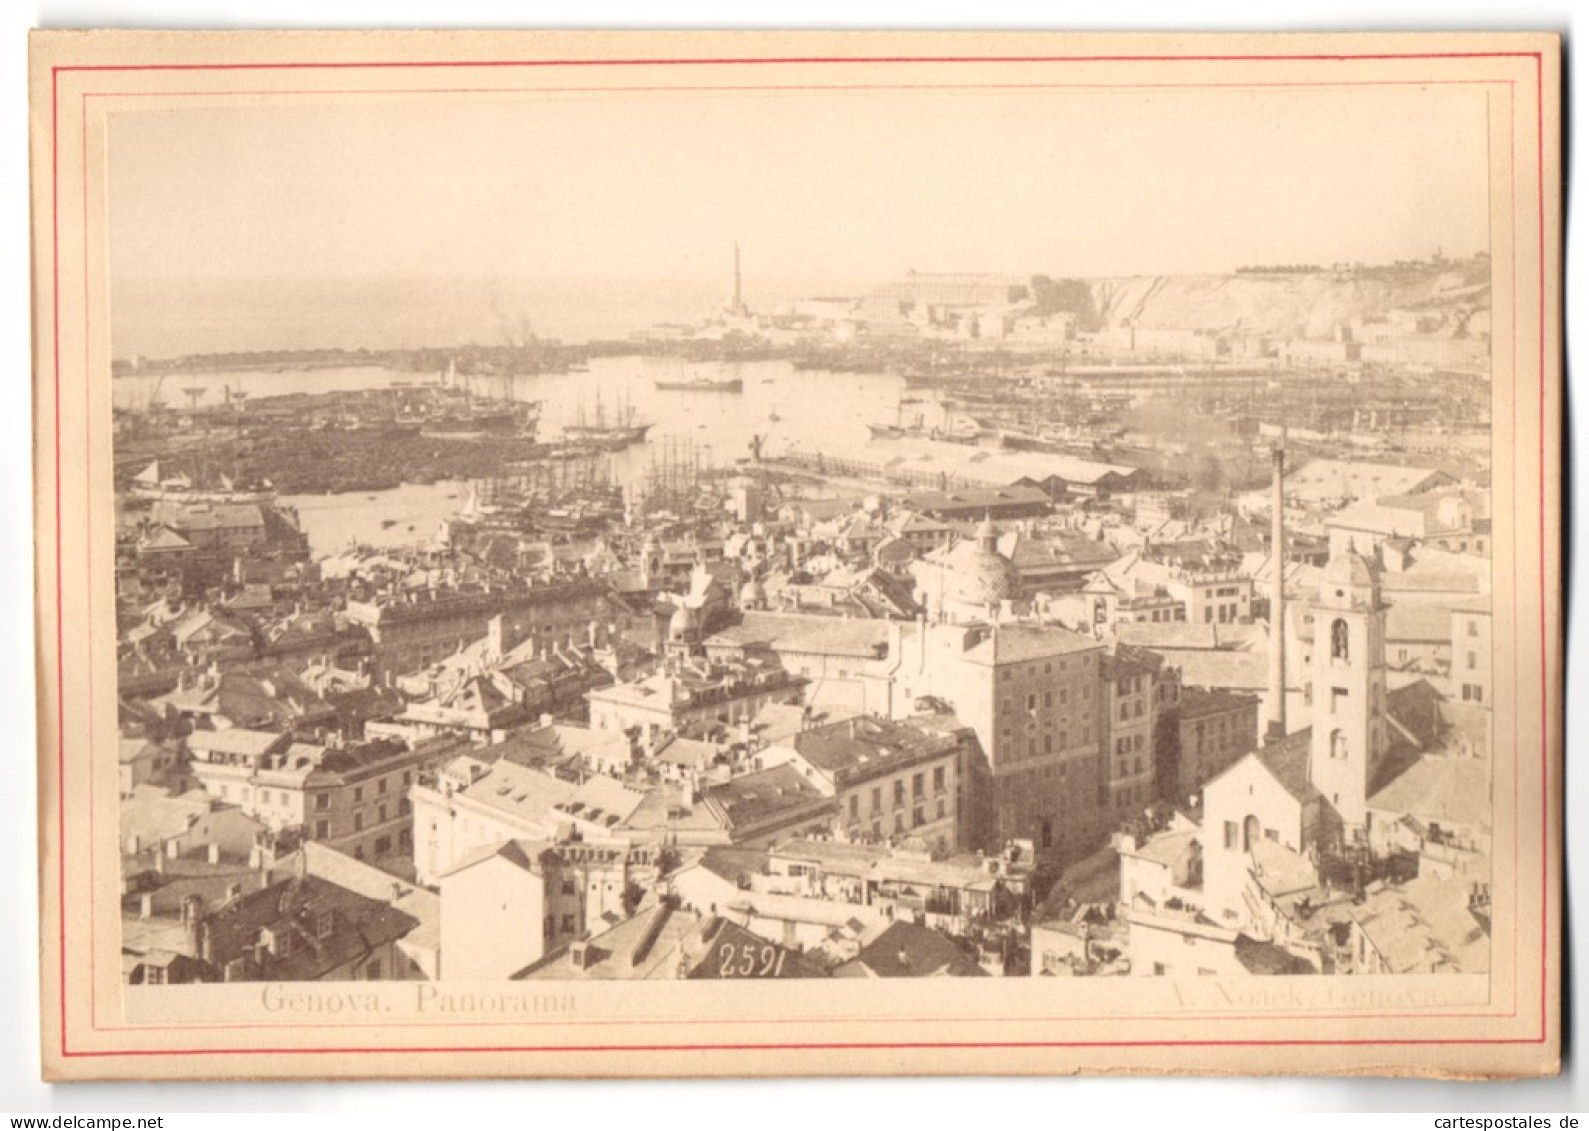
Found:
<box><xmin>117</xmin><ymin>357</ymin><xmax>974</xmax><ymax>554</ymax></box>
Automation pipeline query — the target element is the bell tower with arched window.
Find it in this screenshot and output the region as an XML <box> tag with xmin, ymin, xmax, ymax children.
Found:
<box><xmin>1307</xmin><ymin>549</ymin><xmax>1387</xmax><ymax>832</ymax></box>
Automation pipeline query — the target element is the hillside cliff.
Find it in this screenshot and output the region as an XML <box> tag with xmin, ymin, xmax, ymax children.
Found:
<box><xmin>1031</xmin><ymin>258</ymin><xmax>1490</xmax><ymax>339</ymax></box>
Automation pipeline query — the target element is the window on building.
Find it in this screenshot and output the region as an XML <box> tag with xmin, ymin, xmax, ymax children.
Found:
<box><xmin>1331</xmin><ymin>687</ymin><xmax>1348</xmax><ymax>715</ymax></box>
<box><xmin>1467</xmin><ymin>621</ymin><xmax>1479</xmax><ymax>638</ymax></box>
<box><xmin>913</xmin><ymin>806</ymin><xmax>926</xmax><ymax>828</ymax></box>
<box><xmin>1331</xmin><ymin>618</ymin><xmax>1350</xmax><ymax>662</ymax></box>
<box><xmin>560</xmin><ymin>914</ymin><xmax>576</xmax><ymax>934</ymax></box>
<box><xmin>933</xmin><ymin>767</ymin><xmax>946</xmax><ymax>792</ymax></box>
<box><xmin>893</xmin><ymin>781</ymin><xmax>905</xmax><ymax>806</ymax></box>
<box><xmin>848</xmin><ymin>795</ymin><xmax>859</xmax><ymax>819</ymax></box>
<box><xmin>1331</xmin><ymin>729</ymin><xmax>1348</xmax><ymax>760</ymax></box>
<box><xmin>1223</xmin><ymin>821</ymin><xmax>1238</xmax><ymax>849</ymax></box>
<box><xmin>353</xmin><ymin>786</ymin><xmax>364</xmax><ymax>803</ymax></box>
<box><xmin>871</xmin><ymin>786</ymin><xmax>882</xmax><ymax>813</ymax></box>
<box><xmin>314</xmin><ymin>820</ymin><xmax>329</xmax><ymax>839</ymax></box>
<box><xmin>377</xmin><ymin>804</ymin><xmax>387</xmax><ymax>824</ymax></box>
<box><xmin>1467</xmin><ymin>651</ymin><xmax>1478</xmax><ymax>671</ymax></box>
<box><xmin>353</xmin><ymin>813</ymin><xmax>364</xmax><ymax>833</ymax></box>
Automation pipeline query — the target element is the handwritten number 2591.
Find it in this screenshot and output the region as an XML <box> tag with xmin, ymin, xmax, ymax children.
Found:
<box><xmin>717</xmin><ymin>942</ymin><xmax>786</xmax><ymax>977</ymax></box>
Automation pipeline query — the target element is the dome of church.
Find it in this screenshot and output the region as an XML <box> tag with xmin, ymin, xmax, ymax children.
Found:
<box><xmin>668</xmin><ymin>602</ymin><xmax>699</xmax><ymax>640</ymax></box>
<box><xmin>936</xmin><ymin>537</ymin><xmax>1019</xmax><ymax>608</ymax></box>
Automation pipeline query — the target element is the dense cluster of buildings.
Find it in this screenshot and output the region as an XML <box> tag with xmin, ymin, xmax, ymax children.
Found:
<box><xmin>116</xmin><ymin>391</ymin><xmax>1491</xmax><ymax>986</ymax></box>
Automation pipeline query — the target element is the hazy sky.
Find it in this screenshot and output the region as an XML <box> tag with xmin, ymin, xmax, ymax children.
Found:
<box><xmin>109</xmin><ymin>85</ymin><xmax>1490</xmax><ymax>284</ymax></box>
<box><xmin>106</xmin><ymin>84</ymin><xmax>1491</xmax><ymax>355</ymax></box>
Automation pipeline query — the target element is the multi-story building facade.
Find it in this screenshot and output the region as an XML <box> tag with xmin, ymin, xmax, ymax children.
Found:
<box><xmin>409</xmin><ymin>757</ymin><xmax>656</xmax><ymax>885</ymax></box>
<box><xmin>345</xmin><ymin>579</ymin><xmax>618</xmax><ymax>681</ymax></box>
<box><xmin>756</xmin><ymin>715</ymin><xmax>964</xmax><ymax>853</ymax></box>
<box><xmin>1097</xmin><ymin>644</ymin><xmax>1176</xmax><ymax>817</ymax></box>
<box><xmin>439</xmin><ymin>838</ymin><xmax>637</xmax><ymax>980</ymax></box>
<box><xmin>1449</xmin><ymin>596</ymin><xmax>1492</xmax><ymax>708</ymax></box>
<box><xmin>586</xmin><ymin>663</ymin><xmax>806</xmax><ymax>743</ymax></box>
<box><xmin>186</xmin><ymin>728</ymin><xmax>458</xmax><ymax>866</ymax></box>
<box><xmin>1173</xmin><ymin>686</ymin><xmax>1261</xmax><ymax>802</ymax></box>
<box><xmin>885</xmin><ymin>622</ymin><xmax>1105</xmax><ymax>856</ymax></box>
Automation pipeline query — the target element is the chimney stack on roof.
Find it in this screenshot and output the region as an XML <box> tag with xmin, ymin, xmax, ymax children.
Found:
<box><xmin>1265</xmin><ymin>426</ymin><xmax>1288</xmax><ymax>743</ymax></box>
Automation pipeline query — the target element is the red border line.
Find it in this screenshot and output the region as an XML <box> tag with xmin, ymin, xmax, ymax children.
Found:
<box><xmin>82</xmin><ymin>93</ymin><xmax>98</xmax><ymax>1034</ymax></box>
<box><xmin>52</xmin><ymin>62</ymin><xmax>69</xmax><ymax>1066</ymax></box>
<box><xmin>55</xmin><ymin>1035</ymin><xmax>1555</xmax><ymax>1060</ymax></box>
<box><xmin>77</xmin><ymin>73</ymin><xmax>1518</xmax><ymax>1035</ymax></box>
<box><xmin>54</xmin><ymin>51</ymin><xmax>1545</xmax><ymax>73</ymax></box>
<box><xmin>51</xmin><ymin>50</ymin><xmax>1552</xmax><ymax>1061</ymax></box>
<box><xmin>1534</xmin><ymin>50</ymin><xmax>1551</xmax><ymax>1044</ymax></box>
<box><xmin>82</xmin><ymin>78</ymin><xmax>1515</xmax><ymax>99</ymax></box>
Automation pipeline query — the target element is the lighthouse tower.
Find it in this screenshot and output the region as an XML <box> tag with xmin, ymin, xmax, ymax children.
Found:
<box><xmin>725</xmin><ymin>242</ymin><xmax>750</xmax><ymax>319</ymax></box>
<box><xmin>1307</xmin><ymin>549</ymin><xmax>1389</xmax><ymax>833</ymax></box>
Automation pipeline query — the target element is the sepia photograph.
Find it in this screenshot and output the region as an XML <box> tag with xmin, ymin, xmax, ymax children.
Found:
<box><xmin>28</xmin><ymin>29</ymin><xmax>1561</xmax><ymax>1081</ymax></box>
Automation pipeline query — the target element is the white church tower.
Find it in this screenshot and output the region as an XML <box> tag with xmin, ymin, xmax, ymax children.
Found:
<box><xmin>1307</xmin><ymin>549</ymin><xmax>1389</xmax><ymax>834</ymax></box>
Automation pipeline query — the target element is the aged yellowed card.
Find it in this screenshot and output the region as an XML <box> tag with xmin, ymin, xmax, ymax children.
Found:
<box><xmin>30</xmin><ymin>30</ymin><xmax>1561</xmax><ymax>1080</ymax></box>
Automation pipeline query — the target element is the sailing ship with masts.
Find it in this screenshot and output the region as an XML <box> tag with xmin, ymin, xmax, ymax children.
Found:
<box><xmin>127</xmin><ymin>458</ymin><xmax>276</xmax><ymax>505</ymax></box>
<box><xmin>563</xmin><ymin>388</ymin><xmax>653</xmax><ymax>450</ymax></box>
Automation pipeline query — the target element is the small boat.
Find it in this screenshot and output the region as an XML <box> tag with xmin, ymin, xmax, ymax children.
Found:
<box><xmin>381</xmin><ymin>519</ymin><xmax>398</xmax><ymax>529</ymax></box>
